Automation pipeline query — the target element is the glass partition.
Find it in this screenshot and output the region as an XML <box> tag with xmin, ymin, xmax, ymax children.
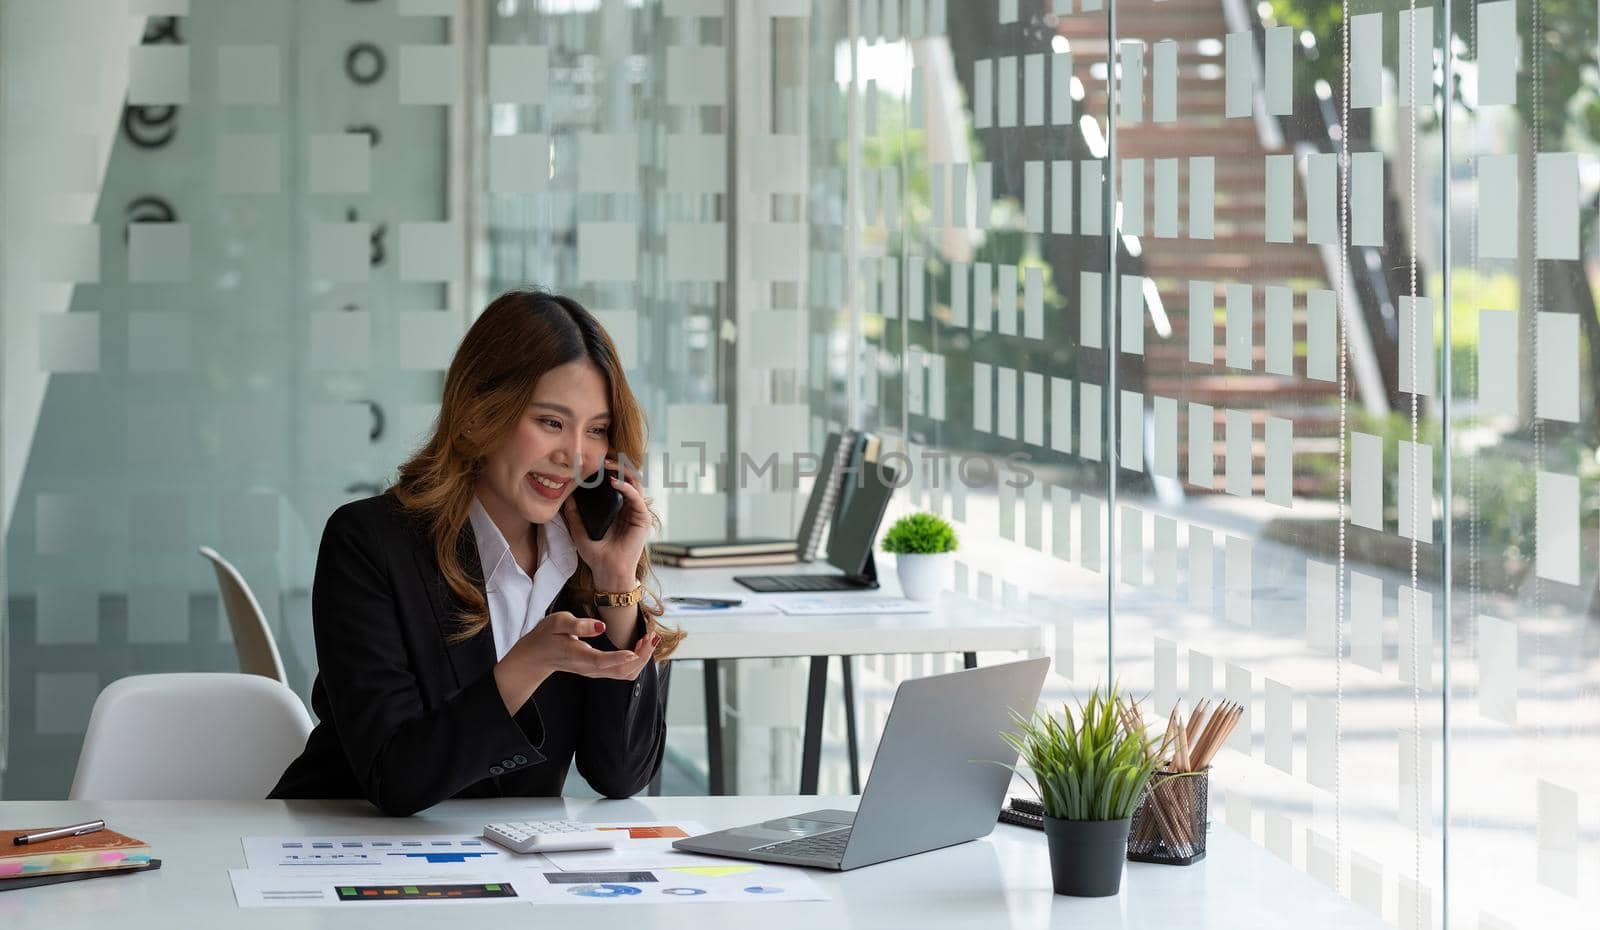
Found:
<box><xmin>3</xmin><ymin>4</ymin><xmax>1599</xmax><ymax>925</ymax></box>
<box><xmin>1446</xmin><ymin>0</ymin><xmax>1600</xmax><ymax>924</ymax></box>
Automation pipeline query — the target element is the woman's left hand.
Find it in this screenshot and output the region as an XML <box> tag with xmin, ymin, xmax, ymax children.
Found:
<box><xmin>562</xmin><ymin>456</ymin><xmax>652</xmax><ymax>590</ymax></box>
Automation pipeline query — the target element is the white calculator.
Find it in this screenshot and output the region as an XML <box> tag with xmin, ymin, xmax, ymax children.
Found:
<box><xmin>481</xmin><ymin>820</ymin><xmax>624</xmax><ymax>854</ymax></box>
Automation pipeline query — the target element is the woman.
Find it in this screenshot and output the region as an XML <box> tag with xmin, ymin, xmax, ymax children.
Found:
<box><xmin>271</xmin><ymin>289</ymin><xmax>683</xmax><ymax>815</ymax></box>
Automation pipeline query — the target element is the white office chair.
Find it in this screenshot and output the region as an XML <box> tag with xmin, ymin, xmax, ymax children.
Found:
<box><xmin>198</xmin><ymin>545</ymin><xmax>288</xmax><ymax>684</ymax></box>
<box><xmin>69</xmin><ymin>673</ymin><xmax>313</xmax><ymax>800</ymax></box>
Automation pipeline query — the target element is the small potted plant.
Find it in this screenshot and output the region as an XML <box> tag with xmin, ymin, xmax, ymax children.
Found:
<box><xmin>879</xmin><ymin>511</ymin><xmax>957</xmax><ymax>602</ymax></box>
<box><xmin>999</xmin><ymin>685</ymin><xmax>1165</xmax><ymax>897</ymax></box>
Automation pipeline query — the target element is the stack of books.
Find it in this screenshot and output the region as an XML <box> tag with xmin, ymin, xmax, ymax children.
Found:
<box><xmin>650</xmin><ymin>538</ymin><xmax>798</xmax><ymax>568</ymax></box>
<box><xmin>0</xmin><ymin>825</ymin><xmax>159</xmax><ymax>891</ymax></box>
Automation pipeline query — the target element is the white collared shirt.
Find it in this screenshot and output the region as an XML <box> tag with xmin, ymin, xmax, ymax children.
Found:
<box><xmin>468</xmin><ymin>496</ymin><xmax>579</xmax><ymax>661</ymax></box>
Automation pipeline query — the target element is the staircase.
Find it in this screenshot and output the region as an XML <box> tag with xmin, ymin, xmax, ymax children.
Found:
<box><xmin>1059</xmin><ymin>0</ymin><xmax>1344</xmax><ymax>497</ymax></box>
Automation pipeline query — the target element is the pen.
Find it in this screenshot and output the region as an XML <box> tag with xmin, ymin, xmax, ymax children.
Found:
<box><xmin>666</xmin><ymin>596</ymin><xmax>743</xmax><ymax>608</ymax></box>
<box><xmin>13</xmin><ymin>820</ymin><xmax>105</xmax><ymax>845</ymax></box>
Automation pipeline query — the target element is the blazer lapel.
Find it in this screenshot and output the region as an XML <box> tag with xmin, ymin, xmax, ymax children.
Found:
<box><xmin>411</xmin><ymin>522</ymin><xmax>496</xmax><ymax>690</ymax></box>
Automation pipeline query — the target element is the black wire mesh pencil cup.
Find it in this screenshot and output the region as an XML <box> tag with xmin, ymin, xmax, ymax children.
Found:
<box><xmin>1126</xmin><ymin>768</ymin><xmax>1209</xmax><ymax>865</ymax></box>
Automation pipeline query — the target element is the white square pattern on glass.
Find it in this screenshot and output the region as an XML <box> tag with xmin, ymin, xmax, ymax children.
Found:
<box><xmin>309</xmin><ymin>134</ymin><xmax>371</xmax><ymax>194</ymax></box>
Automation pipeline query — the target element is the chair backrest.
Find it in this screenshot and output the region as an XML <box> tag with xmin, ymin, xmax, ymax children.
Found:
<box><xmin>198</xmin><ymin>545</ymin><xmax>288</xmax><ymax>683</ymax></box>
<box><xmin>70</xmin><ymin>673</ymin><xmax>313</xmax><ymax>800</ymax></box>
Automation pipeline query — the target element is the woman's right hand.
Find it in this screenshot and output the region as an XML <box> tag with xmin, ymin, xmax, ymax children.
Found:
<box><xmin>492</xmin><ymin>611</ymin><xmax>652</xmax><ymax>715</ymax></box>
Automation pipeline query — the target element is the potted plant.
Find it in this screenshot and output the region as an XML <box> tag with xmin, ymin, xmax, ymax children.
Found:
<box><xmin>999</xmin><ymin>685</ymin><xmax>1165</xmax><ymax>897</ymax></box>
<box><xmin>879</xmin><ymin>511</ymin><xmax>957</xmax><ymax>602</ymax></box>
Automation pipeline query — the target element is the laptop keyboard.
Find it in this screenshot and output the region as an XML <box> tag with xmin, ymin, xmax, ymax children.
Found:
<box><xmin>736</xmin><ymin>574</ymin><xmax>874</xmax><ymax>592</ymax></box>
<box><xmin>756</xmin><ymin>828</ymin><xmax>851</xmax><ymax>861</ymax></box>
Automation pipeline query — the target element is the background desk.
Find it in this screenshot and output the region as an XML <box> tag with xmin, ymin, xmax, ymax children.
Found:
<box><xmin>652</xmin><ymin>561</ymin><xmax>1046</xmax><ymax>794</ymax></box>
<box><xmin>2</xmin><ymin>796</ymin><xmax>1389</xmax><ymax>930</ymax></box>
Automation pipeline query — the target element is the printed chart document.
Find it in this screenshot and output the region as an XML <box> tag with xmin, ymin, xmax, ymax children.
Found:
<box><xmin>771</xmin><ymin>595</ymin><xmax>932</xmax><ymax>615</ymax></box>
<box><xmin>229</xmin><ymin>868</ymin><xmax>530</xmax><ymax>908</ymax></box>
<box><xmin>230</xmin><ymin>864</ymin><xmax>826</xmax><ymax>908</ymax></box>
<box><xmin>241</xmin><ymin>833</ymin><xmax>519</xmax><ymax>871</ymax></box>
<box><xmin>529</xmin><ymin>864</ymin><xmax>824</xmax><ymax>904</ymax></box>
<box><xmin>232</xmin><ymin>822</ymin><xmax>827</xmax><ymax>908</ymax></box>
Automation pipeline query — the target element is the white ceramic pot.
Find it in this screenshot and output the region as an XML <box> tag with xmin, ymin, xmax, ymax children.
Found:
<box><xmin>895</xmin><ymin>552</ymin><xmax>951</xmax><ymax>602</ymax></box>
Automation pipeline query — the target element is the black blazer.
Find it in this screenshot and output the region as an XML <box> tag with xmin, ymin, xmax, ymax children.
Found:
<box><xmin>269</xmin><ymin>492</ymin><xmax>664</xmax><ymax>815</ymax></box>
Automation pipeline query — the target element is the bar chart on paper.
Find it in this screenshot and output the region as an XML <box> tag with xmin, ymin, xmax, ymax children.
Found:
<box><xmin>243</xmin><ymin>835</ymin><xmax>509</xmax><ymax>869</ymax></box>
<box><xmin>335</xmin><ymin>882</ymin><xmax>519</xmax><ymax>901</ymax></box>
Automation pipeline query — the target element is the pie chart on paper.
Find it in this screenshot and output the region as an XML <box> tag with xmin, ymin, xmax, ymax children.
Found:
<box><xmin>567</xmin><ymin>884</ymin><xmax>643</xmax><ymax>899</ymax></box>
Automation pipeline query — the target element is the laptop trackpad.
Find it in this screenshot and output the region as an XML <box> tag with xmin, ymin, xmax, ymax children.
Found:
<box><xmin>725</xmin><ymin>813</ymin><xmax>853</xmax><ymax>844</ymax></box>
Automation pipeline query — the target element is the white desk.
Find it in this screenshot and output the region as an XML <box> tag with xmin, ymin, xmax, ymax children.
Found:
<box><xmin>650</xmin><ymin>562</ymin><xmax>1046</xmax><ymax>794</ymax></box>
<box><xmin>656</xmin><ymin>561</ymin><xmax>1044</xmax><ymax>661</ymax></box>
<box><xmin>2</xmin><ymin>796</ymin><xmax>1388</xmax><ymax>930</ymax></box>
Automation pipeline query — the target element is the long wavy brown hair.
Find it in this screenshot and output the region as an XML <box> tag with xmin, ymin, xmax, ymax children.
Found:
<box><xmin>391</xmin><ymin>289</ymin><xmax>682</xmax><ymax>659</ymax></box>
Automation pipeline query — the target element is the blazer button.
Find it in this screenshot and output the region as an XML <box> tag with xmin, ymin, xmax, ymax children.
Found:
<box><xmin>513</xmin><ymin>754</ymin><xmax>528</xmax><ymax>765</ymax></box>
<box><xmin>633</xmin><ymin>683</ymin><xmax>641</xmax><ymax>698</ymax></box>
<box><xmin>501</xmin><ymin>758</ymin><xmax>515</xmax><ymax>769</ymax></box>
<box><xmin>489</xmin><ymin>765</ymin><xmax>504</xmax><ymax>776</ymax></box>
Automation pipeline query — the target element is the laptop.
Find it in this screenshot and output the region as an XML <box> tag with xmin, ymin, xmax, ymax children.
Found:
<box><xmin>672</xmin><ymin>657</ymin><xmax>1050</xmax><ymax>870</ymax></box>
<box><xmin>733</xmin><ymin>457</ymin><xmax>897</xmax><ymax>593</ymax></box>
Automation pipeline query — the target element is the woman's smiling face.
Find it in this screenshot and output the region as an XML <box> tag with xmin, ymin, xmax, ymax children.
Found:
<box><xmin>475</xmin><ymin>359</ymin><xmax>612</xmax><ymax>533</ymax></box>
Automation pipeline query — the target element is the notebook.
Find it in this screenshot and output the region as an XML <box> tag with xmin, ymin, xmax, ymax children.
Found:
<box><xmin>651</xmin><ymin>551</ymin><xmax>799</xmax><ymax>568</ymax></box>
<box><xmin>0</xmin><ymin>827</ymin><xmax>154</xmax><ymax>880</ymax></box>
<box><xmin>0</xmin><ymin>859</ymin><xmax>161</xmax><ymax>892</ymax></box>
<box><xmin>651</xmin><ymin>538</ymin><xmax>797</xmax><ymax>557</ymax></box>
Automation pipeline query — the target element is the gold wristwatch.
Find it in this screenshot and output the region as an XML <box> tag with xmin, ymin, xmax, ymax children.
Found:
<box><xmin>593</xmin><ymin>583</ymin><xmax>644</xmax><ymax>608</ymax></box>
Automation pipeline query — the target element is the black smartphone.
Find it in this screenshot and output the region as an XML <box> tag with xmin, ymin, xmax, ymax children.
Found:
<box><xmin>571</xmin><ymin>465</ymin><xmax>624</xmax><ymax>541</ymax></box>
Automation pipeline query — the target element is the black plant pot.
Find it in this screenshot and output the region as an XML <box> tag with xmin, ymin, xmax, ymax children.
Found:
<box><xmin>1041</xmin><ymin>816</ymin><xmax>1132</xmax><ymax>897</ymax></box>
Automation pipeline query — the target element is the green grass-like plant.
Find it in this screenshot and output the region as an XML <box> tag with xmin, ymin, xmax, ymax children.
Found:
<box><xmin>998</xmin><ymin>685</ymin><xmax>1166</xmax><ymax>822</ymax></box>
<box><xmin>879</xmin><ymin>511</ymin><xmax>958</xmax><ymax>555</ymax></box>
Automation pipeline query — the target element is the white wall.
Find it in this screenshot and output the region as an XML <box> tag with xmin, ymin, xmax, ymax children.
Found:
<box><xmin>0</xmin><ymin>2</ymin><xmax>142</xmax><ymax>534</ymax></box>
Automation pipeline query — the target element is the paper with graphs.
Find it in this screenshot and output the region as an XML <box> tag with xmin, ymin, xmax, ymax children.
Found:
<box><xmin>232</xmin><ymin>821</ymin><xmax>827</xmax><ymax>908</ymax></box>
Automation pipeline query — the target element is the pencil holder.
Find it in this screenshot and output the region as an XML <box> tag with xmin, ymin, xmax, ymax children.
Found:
<box><xmin>1126</xmin><ymin>768</ymin><xmax>1209</xmax><ymax>865</ymax></box>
